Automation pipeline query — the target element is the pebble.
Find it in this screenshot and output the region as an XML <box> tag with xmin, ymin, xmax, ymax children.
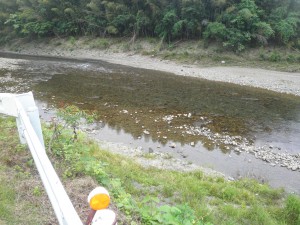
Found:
<box><xmin>169</xmin><ymin>143</ymin><xmax>176</xmax><ymax>148</ymax></box>
<box><xmin>292</xmin><ymin>166</ymin><xmax>298</xmax><ymax>171</ymax></box>
<box><xmin>181</xmin><ymin>154</ymin><xmax>187</xmax><ymax>158</ymax></box>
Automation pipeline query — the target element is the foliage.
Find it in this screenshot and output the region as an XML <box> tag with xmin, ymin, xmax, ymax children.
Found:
<box><xmin>275</xmin><ymin>17</ymin><xmax>299</xmax><ymax>44</ymax></box>
<box><xmin>57</xmin><ymin>105</ymin><xmax>95</xmax><ymax>140</ymax></box>
<box><xmin>0</xmin><ymin>0</ymin><xmax>298</xmax><ymax>49</ymax></box>
<box><xmin>203</xmin><ymin>22</ymin><xmax>226</xmax><ymax>41</ymax></box>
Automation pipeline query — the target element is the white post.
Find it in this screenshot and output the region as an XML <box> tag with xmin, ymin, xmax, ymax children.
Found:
<box><xmin>15</xmin><ymin>92</ymin><xmax>45</xmax><ymax>146</ymax></box>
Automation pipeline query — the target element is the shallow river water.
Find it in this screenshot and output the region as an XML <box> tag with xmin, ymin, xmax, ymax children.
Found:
<box><xmin>0</xmin><ymin>52</ymin><xmax>300</xmax><ymax>193</ymax></box>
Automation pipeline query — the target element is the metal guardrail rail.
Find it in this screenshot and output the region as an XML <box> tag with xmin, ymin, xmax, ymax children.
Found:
<box><xmin>0</xmin><ymin>92</ymin><xmax>83</xmax><ymax>225</ymax></box>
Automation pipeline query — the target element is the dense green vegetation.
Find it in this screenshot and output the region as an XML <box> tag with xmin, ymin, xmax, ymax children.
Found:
<box><xmin>0</xmin><ymin>0</ymin><xmax>299</xmax><ymax>51</ymax></box>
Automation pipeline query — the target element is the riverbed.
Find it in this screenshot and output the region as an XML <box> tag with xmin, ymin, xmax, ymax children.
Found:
<box><xmin>0</xmin><ymin>52</ymin><xmax>299</xmax><ymax>193</ymax></box>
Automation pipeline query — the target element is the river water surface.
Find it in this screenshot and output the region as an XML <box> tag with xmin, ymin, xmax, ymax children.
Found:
<box><xmin>0</xmin><ymin>52</ymin><xmax>299</xmax><ymax>193</ymax></box>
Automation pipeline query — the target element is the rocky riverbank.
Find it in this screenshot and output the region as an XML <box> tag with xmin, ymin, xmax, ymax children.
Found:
<box><xmin>80</xmin><ymin>109</ymin><xmax>300</xmax><ymax>173</ymax></box>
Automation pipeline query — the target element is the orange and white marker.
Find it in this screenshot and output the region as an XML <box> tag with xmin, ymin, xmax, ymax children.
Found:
<box><xmin>86</xmin><ymin>187</ymin><xmax>117</xmax><ymax>225</ymax></box>
<box><xmin>88</xmin><ymin>187</ymin><xmax>111</xmax><ymax>210</ymax></box>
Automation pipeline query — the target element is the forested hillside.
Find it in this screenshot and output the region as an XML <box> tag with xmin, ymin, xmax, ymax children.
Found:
<box><xmin>0</xmin><ymin>0</ymin><xmax>299</xmax><ymax>51</ymax></box>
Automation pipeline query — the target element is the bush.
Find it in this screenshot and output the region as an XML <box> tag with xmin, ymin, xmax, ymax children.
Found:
<box><xmin>287</xmin><ymin>54</ymin><xmax>297</xmax><ymax>62</ymax></box>
<box><xmin>275</xmin><ymin>18</ymin><xmax>298</xmax><ymax>44</ymax></box>
<box><xmin>269</xmin><ymin>51</ymin><xmax>281</xmax><ymax>62</ymax></box>
<box><xmin>203</xmin><ymin>22</ymin><xmax>226</xmax><ymax>41</ymax></box>
<box><xmin>222</xmin><ymin>28</ymin><xmax>251</xmax><ymax>52</ymax></box>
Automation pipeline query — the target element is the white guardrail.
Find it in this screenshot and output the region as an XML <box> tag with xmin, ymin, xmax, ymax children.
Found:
<box><xmin>0</xmin><ymin>92</ymin><xmax>117</xmax><ymax>225</ymax></box>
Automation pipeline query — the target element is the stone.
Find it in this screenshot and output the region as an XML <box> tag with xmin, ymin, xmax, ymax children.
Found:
<box><xmin>143</xmin><ymin>130</ymin><xmax>150</xmax><ymax>135</ymax></box>
<box><xmin>169</xmin><ymin>143</ymin><xmax>176</xmax><ymax>148</ymax></box>
<box><xmin>228</xmin><ymin>177</ymin><xmax>235</xmax><ymax>181</ymax></box>
<box><xmin>292</xmin><ymin>166</ymin><xmax>298</xmax><ymax>171</ymax></box>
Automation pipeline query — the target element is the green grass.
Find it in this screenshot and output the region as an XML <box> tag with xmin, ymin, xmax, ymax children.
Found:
<box><xmin>1</xmin><ymin>115</ymin><xmax>300</xmax><ymax>225</ymax></box>
<box><xmin>0</xmin><ymin>117</ymin><xmax>52</xmax><ymax>225</ymax></box>
<box><xmin>0</xmin><ymin>167</ymin><xmax>16</xmax><ymax>224</ymax></box>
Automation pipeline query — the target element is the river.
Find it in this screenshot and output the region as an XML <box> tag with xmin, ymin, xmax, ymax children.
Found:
<box><xmin>0</xmin><ymin>52</ymin><xmax>299</xmax><ymax>193</ymax></box>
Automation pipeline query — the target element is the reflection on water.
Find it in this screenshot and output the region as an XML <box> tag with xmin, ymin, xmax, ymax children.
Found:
<box><xmin>1</xmin><ymin>53</ymin><xmax>300</xmax><ymax>193</ymax></box>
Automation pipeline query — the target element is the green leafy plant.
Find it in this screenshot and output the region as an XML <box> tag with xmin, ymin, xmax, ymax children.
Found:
<box><xmin>33</xmin><ymin>186</ymin><xmax>42</xmax><ymax>197</ymax></box>
<box><xmin>57</xmin><ymin>105</ymin><xmax>95</xmax><ymax>141</ymax></box>
<box><xmin>269</xmin><ymin>51</ymin><xmax>281</xmax><ymax>62</ymax></box>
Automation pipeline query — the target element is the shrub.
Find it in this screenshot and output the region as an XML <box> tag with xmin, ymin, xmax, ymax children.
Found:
<box><xmin>269</xmin><ymin>51</ymin><xmax>281</xmax><ymax>62</ymax></box>
<box><xmin>203</xmin><ymin>22</ymin><xmax>226</xmax><ymax>41</ymax></box>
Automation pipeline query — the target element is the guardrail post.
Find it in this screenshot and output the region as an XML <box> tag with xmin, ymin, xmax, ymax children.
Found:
<box><xmin>15</xmin><ymin>92</ymin><xmax>45</xmax><ymax>146</ymax></box>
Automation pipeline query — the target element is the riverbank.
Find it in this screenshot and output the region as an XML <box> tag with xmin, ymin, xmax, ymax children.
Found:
<box><xmin>1</xmin><ymin>116</ymin><xmax>300</xmax><ymax>225</ymax></box>
<box><xmin>1</xmin><ymin>37</ymin><xmax>300</xmax><ymax>96</ymax></box>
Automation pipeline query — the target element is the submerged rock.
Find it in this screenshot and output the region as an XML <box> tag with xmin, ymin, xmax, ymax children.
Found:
<box><xmin>143</xmin><ymin>130</ymin><xmax>150</xmax><ymax>135</ymax></box>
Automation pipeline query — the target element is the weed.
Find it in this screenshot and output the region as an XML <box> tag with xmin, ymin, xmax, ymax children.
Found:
<box><xmin>283</xmin><ymin>195</ymin><xmax>300</xmax><ymax>225</ymax></box>
<box><xmin>90</xmin><ymin>38</ymin><xmax>111</xmax><ymax>49</ymax></box>
<box><xmin>0</xmin><ymin>176</ymin><xmax>15</xmax><ymax>223</ymax></box>
<box><xmin>141</xmin><ymin>153</ymin><xmax>157</xmax><ymax>159</ymax></box>
<box><xmin>54</xmin><ymin>41</ymin><xmax>62</xmax><ymax>46</ymax></box>
<box><xmin>269</xmin><ymin>51</ymin><xmax>281</xmax><ymax>62</ymax></box>
<box><xmin>286</xmin><ymin>54</ymin><xmax>299</xmax><ymax>63</ymax></box>
<box><xmin>33</xmin><ymin>186</ymin><xmax>42</xmax><ymax>196</ymax></box>
<box><xmin>162</xmin><ymin>153</ymin><xmax>173</xmax><ymax>160</ymax></box>
<box><xmin>133</xmin><ymin>43</ymin><xmax>142</xmax><ymax>51</ymax></box>
<box><xmin>68</xmin><ymin>36</ymin><xmax>76</xmax><ymax>45</ymax></box>
<box><xmin>259</xmin><ymin>48</ymin><xmax>267</xmax><ymax>61</ymax></box>
<box><xmin>122</xmin><ymin>43</ymin><xmax>131</xmax><ymax>51</ymax></box>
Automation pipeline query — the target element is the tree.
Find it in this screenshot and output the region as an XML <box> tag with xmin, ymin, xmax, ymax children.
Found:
<box><xmin>155</xmin><ymin>9</ymin><xmax>178</xmax><ymax>42</ymax></box>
